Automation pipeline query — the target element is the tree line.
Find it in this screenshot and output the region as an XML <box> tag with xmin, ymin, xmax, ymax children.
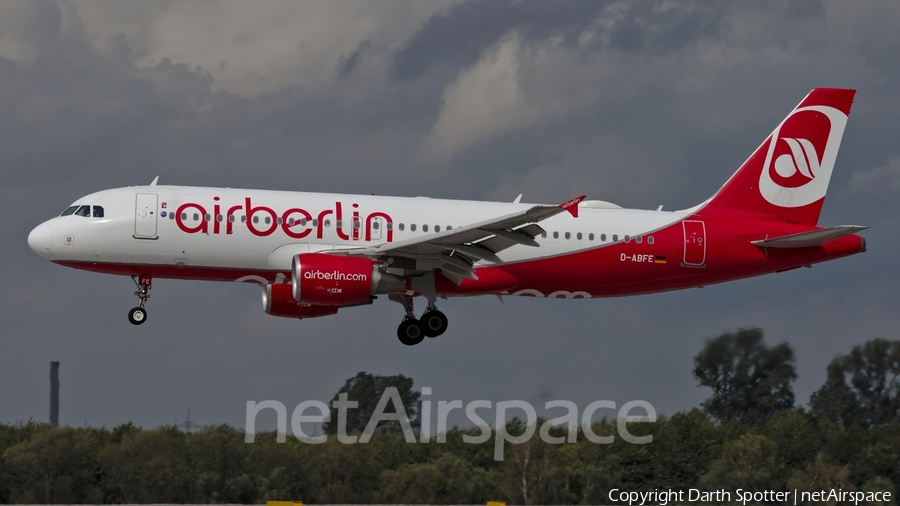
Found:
<box><xmin>0</xmin><ymin>329</ymin><xmax>897</xmax><ymax>504</ymax></box>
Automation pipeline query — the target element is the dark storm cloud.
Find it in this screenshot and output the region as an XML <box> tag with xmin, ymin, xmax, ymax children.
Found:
<box><xmin>1</xmin><ymin>0</ymin><xmax>899</xmax><ymax>430</ymax></box>
<box><xmin>392</xmin><ymin>0</ymin><xmax>734</xmax><ymax>80</ymax></box>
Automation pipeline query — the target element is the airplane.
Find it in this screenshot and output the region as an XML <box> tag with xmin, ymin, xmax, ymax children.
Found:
<box><xmin>27</xmin><ymin>88</ymin><xmax>866</xmax><ymax>346</ymax></box>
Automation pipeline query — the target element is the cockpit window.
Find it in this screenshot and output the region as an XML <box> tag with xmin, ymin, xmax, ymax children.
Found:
<box><xmin>92</xmin><ymin>206</ymin><xmax>104</xmax><ymax>218</ymax></box>
<box><xmin>61</xmin><ymin>206</ymin><xmax>78</xmax><ymax>216</ymax></box>
<box><xmin>74</xmin><ymin>205</ymin><xmax>92</xmax><ymax>217</ymax></box>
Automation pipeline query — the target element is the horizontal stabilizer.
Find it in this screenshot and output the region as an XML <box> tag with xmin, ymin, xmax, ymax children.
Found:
<box><xmin>751</xmin><ymin>225</ymin><xmax>867</xmax><ymax>249</ymax></box>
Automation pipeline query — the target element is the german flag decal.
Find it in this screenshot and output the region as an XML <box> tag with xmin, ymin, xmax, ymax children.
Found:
<box><xmin>654</xmin><ymin>255</ymin><xmax>667</xmax><ymax>264</ymax></box>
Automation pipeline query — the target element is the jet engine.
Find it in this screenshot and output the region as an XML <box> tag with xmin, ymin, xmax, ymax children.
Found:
<box><xmin>292</xmin><ymin>253</ymin><xmax>406</xmax><ymax>306</ymax></box>
<box><xmin>261</xmin><ymin>283</ymin><xmax>340</xmax><ymax>319</ymax></box>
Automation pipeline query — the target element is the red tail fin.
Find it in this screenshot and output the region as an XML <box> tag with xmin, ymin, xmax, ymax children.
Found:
<box><xmin>698</xmin><ymin>88</ymin><xmax>855</xmax><ymax>225</ymax></box>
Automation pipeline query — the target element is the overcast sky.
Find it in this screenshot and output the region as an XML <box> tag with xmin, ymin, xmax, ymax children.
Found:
<box><xmin>1</xmin><ymin>0</ymin><xmax>899</xmax><ymax>431</ymax></box>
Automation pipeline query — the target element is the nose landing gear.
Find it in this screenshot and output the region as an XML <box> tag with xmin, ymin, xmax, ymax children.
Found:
<box><xmin>128</xmin><ymin>274</ymin><xmax>151</xmax><ymax>325</ymax></box>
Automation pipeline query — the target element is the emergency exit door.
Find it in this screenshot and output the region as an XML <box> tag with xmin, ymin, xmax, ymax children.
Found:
<box><xmin>134</xmin><ymin>193</ymin><xmax>159</xmax><ymax>239</ymax></box>
<box><xmin>682</xmin><ymin>220</ymin><xmax>706</xmax><ymax>266</ymax></box>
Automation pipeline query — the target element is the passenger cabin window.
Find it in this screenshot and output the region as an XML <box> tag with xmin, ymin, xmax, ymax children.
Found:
<box><xmin>648</xmin><ymin>236</ymin><xmax>654</xmax><ymax>245</ymax></box>
<box><xmin>577</xmin><ymin>232</ymin><xmax>582</xmax><ymax>240</ymax></box>
<box><xmin>636</xmin><ymin>236</ymin><xmax>642</xmax><ymax>244</ymax></box>
<box><xmin>553</xmin><ymin>231</ymin><xmax>559</xmax><ymax>239</ymax></box>
<box><xmin>75</xmin><ymin>205</ymin><xmax>91</xmax><ymax>217</ymax></box>
<box><xmin>398</xmin><ymin>223</ymin><xmax>405</xmax><ymax>231</ymax></box>
<box><xmin>589</xmin><ymin>233</ymin><xmax>595</xmax><ymax>241</ymax></box>
<box><xmin>411</xmin><ymin>224</ymin><xmax>417</xmax><ymax>232</ymax></box>
<box><xmin>61</xmin><ymin>206</ymin><xmax>78</xmax><ymax>216</ymax></box>
<box><xmin>612</xmin><ymin>234</ymin><xmax>618</xmax><ymax>241</ymax></box>
<box><xmin>92</xmin><ymin>206</ymin><xmax>104</xmax><ymax>218</ymax></box>
<box><xmin>565</xmin><ymin>232</ymin><xmax>571</xmax><ymax>239</ymax></box>
<box><xmin>435</xmin><ymin>225</ymin><xmax>440</xmax><ymax>232</ymax></box>
<box><xmin>601</xmin><ymin>234</ymin><xmax>607</xmax><ymax>241</ymax></box>
<box><xmin>423</xmin><ymin>224</ymin><xmax>429</xmax><ymax>232</ymax></box>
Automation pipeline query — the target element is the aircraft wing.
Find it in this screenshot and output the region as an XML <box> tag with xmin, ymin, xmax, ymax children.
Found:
<box><xmin>339</xmin><ymin>195</ymin><xmax>586</xmax><ymax>283</ymax></box>
<box><xmin>751</xmin><ymin>225</ymin><xmax>868</xmax><ymax>249</ymax></box>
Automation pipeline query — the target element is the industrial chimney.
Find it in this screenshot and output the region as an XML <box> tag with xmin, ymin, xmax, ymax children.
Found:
<box><xmin>50</xmin><ymin>361</ymin><xmax>59</xmax><ymax>427</ymax></box>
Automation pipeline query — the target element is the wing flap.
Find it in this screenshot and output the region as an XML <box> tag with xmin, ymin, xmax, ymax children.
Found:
<box><xmin>751</xmin><ymin>225</ymin><xmax>867</xmax><ymax>249</ymax></box>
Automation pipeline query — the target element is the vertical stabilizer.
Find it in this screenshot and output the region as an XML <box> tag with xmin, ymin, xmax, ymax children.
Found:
<box><xmin>698</xmin><ymin>88</ymin><xmax>855</xmax><ymax>225</ymax></box>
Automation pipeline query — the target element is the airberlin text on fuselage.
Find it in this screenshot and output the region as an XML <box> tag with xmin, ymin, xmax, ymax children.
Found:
<box><xmin>175</xmin><ymin>197</ymin><xmax>394</xmax><ymax>242</ymax></box>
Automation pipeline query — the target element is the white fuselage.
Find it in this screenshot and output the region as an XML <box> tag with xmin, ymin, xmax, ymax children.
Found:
<box><xmin>32</xmin><ymin>185</ymin><xmax>683</xmax><ymax>276</ymax></box>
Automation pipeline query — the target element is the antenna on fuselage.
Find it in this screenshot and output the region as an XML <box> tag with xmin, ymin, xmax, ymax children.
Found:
<box><xmin>150</xmin><ymin>176</ymin><xmax>159</xmax><ymax>186</ymax></box>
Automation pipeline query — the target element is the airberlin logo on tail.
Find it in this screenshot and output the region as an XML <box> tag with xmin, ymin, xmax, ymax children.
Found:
<box><xmin>773</xmin><ymin>138</ymin><xmax>820</xmax><ymax>183</ymax></box>
<box><xmin>758</xmin><ymin>105</ymin><xmax>848</xmax><ymax>208</ymax></box>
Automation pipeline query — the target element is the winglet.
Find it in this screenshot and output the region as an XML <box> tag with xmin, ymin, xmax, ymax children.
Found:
<box><xmin>559</xmin><ymin>195</ymin><xmax>586</xmax><ymax>217</ymax></box>
<box><xmin>150</xmin><ymin>176</ymin><xmax>159</xmax><ymax>186</ymax></box>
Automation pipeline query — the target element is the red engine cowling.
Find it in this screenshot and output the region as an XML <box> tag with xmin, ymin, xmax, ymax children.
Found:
<box><xmin>292</xmin><ymin>253</ymin><xmax>406</xmax><ymax>305</ymax></box>
<box><xmin>262</xmin><ymin>283</ymin><xmax>339</xmax><ymax>319</ymax></box>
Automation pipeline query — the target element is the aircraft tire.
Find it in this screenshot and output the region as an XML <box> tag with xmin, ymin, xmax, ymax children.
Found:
<box><xmin>421</xmin><ymin>310</ymin><xmax>448</xmax><ymax>338</ymax></box>
<box><xmin>128</xmin><ymin>307</ymin><xmax>147</xmax><ymax>325</ymax></box>
<box><xmin>397</xmin><ymin>319</ymin><xmax>425</xmax><ymax>346</ymax></box>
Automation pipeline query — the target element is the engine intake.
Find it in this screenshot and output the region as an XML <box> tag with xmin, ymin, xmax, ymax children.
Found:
<box><xmin>261</xmin><ymin>283</ymin><xmax>339</xmax><ymax>319</ymax></box>
<box><xmin>292</xmin><ymin>253</ymin><xmax>406</xmax><ymax>305</ymax></box>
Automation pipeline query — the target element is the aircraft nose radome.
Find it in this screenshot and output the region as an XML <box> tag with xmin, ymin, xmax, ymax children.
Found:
<box><xmin>27</xmin><ymin>222</ymin><xmax>52</xmax><ymax>260</ymax></box>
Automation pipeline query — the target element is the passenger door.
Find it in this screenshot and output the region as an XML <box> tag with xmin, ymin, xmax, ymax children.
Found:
<box><xmin>682</xmin><ymin>220</ymin><xmax>706</xmax><ymax>266</ymax></box>
<box><xmin>134</xmin><ymin>193</ymin><xmax>159</xmax><ymax>239</ymax></box>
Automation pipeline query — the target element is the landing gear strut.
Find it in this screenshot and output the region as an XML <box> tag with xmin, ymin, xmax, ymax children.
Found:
<box><xmin>128</xmin><ymin>274</ymin><xmax>151</xmax><ymax>325</ymax></box>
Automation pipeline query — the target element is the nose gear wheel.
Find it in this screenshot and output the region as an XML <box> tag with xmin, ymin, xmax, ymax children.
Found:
<box><xmin>128</xmin><ymin>275</ymin><xmax>152</xmax><ymax>326</ymax></box>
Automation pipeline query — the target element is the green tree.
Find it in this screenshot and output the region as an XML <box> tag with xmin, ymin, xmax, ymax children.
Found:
<box><xmin>378</xmin><ymin>453</ymin><xmax>494</xmax><ymax>504</ymax></box>
<box><xmin>323</xmin><ymin>371</ymin><xmax>420</xmax><ymax>435</ymax></box>
<box><xmin>693</xmin><ymin>328</ymin><xmax>797</xmax><ymax>423</ymax></box>
<box><xmin>809</xmin><ymin>338</ymin><xmax>900</xmax><ymax>428</ymax></box>
<box><xmin>786</xmin><ymin>453</ymin><xmax>855</xmax><ymax>505</ymax></box>
<box><xmin>1</xmin><ymin>426</ymin><xmax>103</xmax><ymax>503</ymax></box>
<box><xmin>698</xmin><ymin>433</ymin><xmax>780</xmax><ymax>496</ymax></box>
<box><xmin>189</xmin><ymin>424</ymin><xmax>259</xmax><ymax>503</ymax></box>
<box><xmin>96</xmin><ymin>425</ymin><xmax>196</xmax><ymax>503</ymax></box>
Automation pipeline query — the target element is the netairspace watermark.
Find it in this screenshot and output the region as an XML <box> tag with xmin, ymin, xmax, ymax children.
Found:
<box><xmin>245</xmin><ymin>387</ymin><xmax>657</xmax><ymax>461</ymax></box>
<box><xmin>608</xmin><ymin>488</ymin><xmax>893</xmax><ymax>506</ymax></box>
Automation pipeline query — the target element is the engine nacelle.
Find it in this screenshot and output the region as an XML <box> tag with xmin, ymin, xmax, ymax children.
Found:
<box><xmin>262</xmin><ymin>283</ymin><xmax>339</xmax><ymax>319</ymax></box>
<box><xmin>292</xmin><ymin>253</ymin><xmax>406</xmax><ymax>305</ymax></box>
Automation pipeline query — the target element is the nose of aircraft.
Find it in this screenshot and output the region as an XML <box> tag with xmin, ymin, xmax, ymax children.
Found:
<box><xmin>28</xmin><ymin>221</ymin><xmax>52</xmax><ymax>260</ymax></box>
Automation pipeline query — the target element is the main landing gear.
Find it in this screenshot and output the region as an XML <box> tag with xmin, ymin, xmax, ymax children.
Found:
<box><xmin>128</xmin><ymin>274</ymin><xmax>151</xmax><ymax>325</ymax></box>
<box><xmin>390</xmin><ymin>294</ymin><xmax>449</xmax><ymax>346</ymax></box>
